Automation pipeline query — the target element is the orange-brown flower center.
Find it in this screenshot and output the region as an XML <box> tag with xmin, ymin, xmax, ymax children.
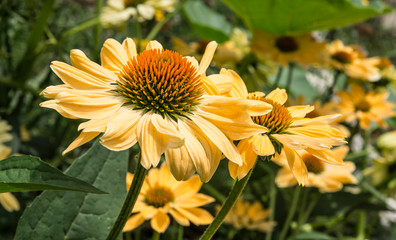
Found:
<box><xmin>117</xmin><ymin>49</ymin><xmax>203</xmax><ymax>120</ymax></box>
<box><xmin>356</xmin><ymin>99</ymin><xmax>371</xmax><ymax>112</ymax></box>
<box><xmin>302</xmin><ymin>153</ymin><xmax>325</xmax><ymax>174</ymax></box>
<box><xmin>145</xmin><ymin>185</ymin><xmax>174</xmax><ymax>208</ymax></box>
<box><xmin>275</xmin><ymin>36</ymin><xmax>299</xmax><ymax>53</ymax></box>
<box><xmin>331</xmin><ymin>51</ymin><xmax>354</xmax><ymax>64</ymax></box>
<box><xmin>249</xmin><ymin>96</ymin><xmax>293</xmax><ymax>134</ymax></box>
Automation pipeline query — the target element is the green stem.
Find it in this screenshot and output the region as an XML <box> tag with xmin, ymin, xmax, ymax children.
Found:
<box><xmin>177</xmin><ymin>224</ymin><xmax>184</xmax><ymax>240</ymax></box>
<box><xmin>201</xmin><ymin>183</ymin><xmax>226</xmax><ymax>203</ymax></box>
<box><xmin>273</xmin><ymin>66</ymin><xmax>284</xmax><ymax>88</ymax></box>
<box><xmin>152</xmin><ymin>231</ymin><xmax>160</xmax><ymax>240</ymax></box>
<box><xmin>60</xmin><ymin>17</ymin><xmax>100</xmax><ymax>40</ymax></box>
<box><xmin>134</xmin><ymin>227</ymin><xmax>142</xmax><ymax>240</ymax></box>
<box><xmin>145</xmin><ymin>0</ymin><xmax>186</xmax><ymax>41</ymax></box>
<box><xmin>356</xmin><ymin>211</ymin><xmax>366</xmax><ymax>240</ymax></box>
<box><xmin>259</xmin><ymin>163</ymin><xmax>277</xmax><ymax>240</ymax></box>
<box><xmin>93</xmin><ymin>0</ymin><xmax>103</xmax><ymax>61</ymax></box>
<box><xmin>226</xmin><ymin>228</ymin><xmax>237</xmax><ymax>240</ymax></box>
<box><xmin>279</xmin><ymin>186</ymin><xmax>301</xmax><ymax>240</ymax></box>
<box><xmin>292</xmin><ymin>188</ymin><xmax>308</xmax><ymax>238</ymax></box>
<box><xmin>199</xmin><ymin>162</ymin><xmax>257</xmax><ymax>240</ymax></box>
<box><xmin>106</xmin><ymin>159</ymin><xmax>148</xmax><ymax>240</ymax></box>
<box><xmin>285</xmin><ymin>63</ymin><xmax>295</xmax><ymax>91</ymax></box>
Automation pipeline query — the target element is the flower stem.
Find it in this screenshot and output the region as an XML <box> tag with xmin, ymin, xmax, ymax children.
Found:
<box><xmin>145</xmin><ymin>0</ymin><xmax>186</xmax><ymax>41</ymax></box>
<box><xmin>60</xmin><ymin>17</ymin><xmax>100</xmax><ymax>40</ymax></box>
<box><xmin>285</xmin><ymin>63</ymin><xmax>295</xmax><ymax>91</ymax></box>
<box><xmin>106</xmin><ymin>158</ymin><xmax>148</xmax><ymax>240</ymax></box>
<box><xmin>177</xmin><ymin>224</ymin><xmax>184</xmax><ymax>240</ymax></box>
<box><xmin>152</xmin><ymin>231</ymin><xmax>160</xmax><ymax>240</ymax></box>
<box><xmin>356</xmin><ymin>211</ymin><xmax>366</xmax><ymax>240</ymax></box>
<box><xmin>202</xmin><ymin>183</ymin><xmax>226</xmax><ymax>203</ymax></box>
<box><xmin>259</xmin><ymin>163</ymin><xmax>277</xmax><ymax>240</ymax></box>
<box><xmin>279</xmin><ymin>186</ymin><xmax>301</xmax><ymax>240</ymax></box>
<box><xmin>273</xmin><ymin>66</ymin><xmax>284</xmax><ymax>88</ymax></box>
<box><xmin>199</xmin><ymin>162</ymin><xmax>257</xmax><ymax>240</ymax></box>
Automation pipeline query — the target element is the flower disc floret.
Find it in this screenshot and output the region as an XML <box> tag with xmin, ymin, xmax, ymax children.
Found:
<box><xmin>145</xmin><ymin>185</ymin><xmax>174</xmax><ymax>208</ymax></box>
<box><xmin>302</xmin><ymin>153</ymin><xmax>325</xmax><ymax>174</ymax></box>
<box><xmin>275</xmin><ymin>36</ymin><xmax>299</xmax><ymax>53</ymax></box>
<box><xmin>117</xmin><ymin>49</ymin><xmax>203</xmax><ymax>119</ymax></box>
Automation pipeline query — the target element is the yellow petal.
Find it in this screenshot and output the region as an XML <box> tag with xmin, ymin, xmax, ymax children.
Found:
<box><xmin>122</xmin><ymin>38</ymin><xmax>137</xmax><ymax>60</ymax></box>
<box><xmin>305</xmin><ymin>147</ymin><xmax>344</xmax><ymax>164</ymax></box>
<box><xmin>201</xmin><ymin>75</ymin><xmax>221</xmax><ymax>95</ymax></box>
<box><xmin>287</xmin><ymin>105</ymin><xmax>314</xmax><ymax>118</ymax></box>
<box><xmin>174</xmin><ymin>207</ymin><xmax>213</xmax><ymax>226</ymax></box>
<box><xmin>190</xmin><ymin>115</ymin><xmax>242</xmax><ymax>166</ymax></box>
<box><xmin>173</xmin><ymin>175</ymin><xmax>202</xmax><ymax>197</ymax></box>
<box><xmin>288</xmin><ymin>125</ymin><xmax>346</xmax><ymax>139</ymax></box>
<box><xmin>150</xmin><ymin>114</ymin><xmax>184</xmax><ymax>149</ymax></box>
<box><xmin>70</xmin><ymin>49</ymin><xmax>117</xmax><ymax>83</ymax></box>
<box><xmin>266</xmin><ymin>88</ymin><xmax>288</xmax><ymax>105</ymax></box>
<box><xmin>169</xmin><ymin>209</ymin><xmax>190</xmax><ymax>226</ymax></box>
<box><xmin>140</xmin><ymin>205</ymin><xmax>158</xmax><ymax>218</ymax></box>
<box><xmin>165</xmin><ymin>146</ymin><xmax>196</xmax><ymax>181</ymax></box>
<box><xmin>275</xmin><ymin>168</ymin><xmax>297</xmax><ymax>188</ymax></box>
<box><xmin>206</xmin><ymin>73</ymin><xmax>233</xmax><ymax>96</ymax></box>
<box><xmin>51</xmin><ymin>61</ymin><xmax>110</xmax><ymax>89</ymax></box>
<box><xmin>283</xmin><ymin>145</ymin><xmax>308</xmax><ymax>185</ymax></box>
<box><xmin>146</xmin><ymin>40</ymin><xmax>163</xmax><ymax>50</ymax></box>
<box><xmin>291</xmin><ymin>114</ymin><xmax>341</xmax><ymax>126</ymax></box>
<box><xmin>251</xmin><ymin>134</ymin><xmax>275</xmax><ymax>156</ymax></box>
<box><xmin>197</xmin><ymin>41</ymin><xmax>217</xmax><ymax>76</ymax></box>
<box><xmin>219</xmin><ymin>68</ymin><xmax>248</xmax><ymax>98</ymax></box>
<box><xmin>0</xmin><ymin>193</ymin><xmax>20</xmax><ymax>212</ymax></box>
<box><xmin>150</xmin><ymin>211</ymin><xmax>170</xmax><ymax>233</ymax></box>
<box><xmin>40</xmin><ymin>100</ymin><xmax>78</xmax><ymax>119</ymax></box>
<box><xmin>63</xmin><ymin>131</ymin><xmax>100</xmax><ymax>155</ymax></box>
<box><xmin>100</xmin><ymin>38</ymin><xmax>128</xmax><ymax>72</ymax></box>
<box><xmin>123</xmin><ymin>213</ymin><xmax>145</xmax><ymax>232</ymax></box>
<box><xmin>176</xmin><ymin>193</ymin><xmax>215</xmax><ymax>208</ymax></box>
<box><xmin>228</xmin><ymin>138</ymin><xmax>257</xmax><ymax>180</ymax></box>
<box><xmin>272</xmin><ymin>134</ymin><xmax>304</xmax><ymax>150</ymax></box>
<box><xmin>78</xmin><ymin>118</ymin><xmax>110</xmax><ymax>133</ymax></box>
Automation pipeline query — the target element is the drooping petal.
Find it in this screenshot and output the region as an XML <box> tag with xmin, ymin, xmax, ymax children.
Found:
<box><xmin>283</xmin><ymin>145</ymin><xmax>308</xmax><ymax>185</ymax></box>
<box><xmin>63</xmin><ymin>131</ymin><xmax>101</xmax><ymax>155</ymax></box>
<box><xmin>176</xmin><ymin>193</ymin><xmax>215</xmax><ymax>208</ymax></box>
<box><xmin>165</xmin><ymin>146</ymin><xmax>196</xmax><ymax>181</ymax></box>
<box><xmin>169</xmin><ymin>209</ymin><xmax>190</xmax><ymax>226</ymax></box>
<box><xmin>173</xmin><ymin>207</ymin><xmax>213</xmax><ymax>226</ymax></box>
<box><xmin>228</xmin><ymin>138</ymin><xmax>258</xmax><ymax>180</ymax></box>
<box><xmin>291</xmin><ymin>114</ymin><xmax>342</xmax><ymax>126</ymax></box>
<box><xmin>150</xmin><ymin>211</ymin><xmax>170</xmax><ymax>233</ymax></box>
<box><xmin>0</xmin><ymin>193</ymin><xmax>20</xmax><ymax>212</ymax></box>
<box><xmin>136</xmin><ymin>113</ymin><xmax>162</xmax><ymax>168</ymax></box>
<box><xmin>172</xmin><ymin>175</ymin><xmax>202</xmax><ymax>197</ymax></box>
<box><xmin>150</xmin><ymin>114</ymin><xmax>184</xmax><ymax>149</ymax></box>
<box><xmin>40</xmin><ymin>100</ymin><xmax>79</xmax><ymax>119</ymax></box>
<box><xmin>251</xmin><ymin>134</ymin><xmax>275</xmax><ymax>156</ymax></box>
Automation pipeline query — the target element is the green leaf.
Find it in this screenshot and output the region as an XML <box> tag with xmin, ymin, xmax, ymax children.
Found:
<box><xmin>221</xmin><ymin>0</ymin><xmax>392</xmax><ymax>35</ymax></box>
<box><xmin>296</xmin><ymin>232</ymin><xmax>337</xmax><ymax>240</ymax></box>
<box><xmin>0</xmin><ymin>155</ymin><xmax>105</xmax><ymax>194</ymax></box>
<box><xmin>15</xmin><ymin>142</ymin><xmax>129</xmax><ymax>240</ymax></box>
<box><xmin>182</xmin><ymin>0</ymin><xmax>232</xmax><ymax>42</ymax></box>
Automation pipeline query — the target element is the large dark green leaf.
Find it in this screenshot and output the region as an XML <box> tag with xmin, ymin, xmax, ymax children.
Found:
<box><xmin>0</xmin><ymin>156</ymin><xmax>105</xmax><ymax>194</ymax></box>
<box><xmin>182</xmin><ymin>0</ymin><xmax>232</xmax><ymax>42</ymax></box>
<box><xmin>222</xmin><ymin>0</ymin><xmax>392</xmax><ymax>35</ymax></box>
<box><xmin>15</xmin><ymin>142</ymin><xmax>129</xmax><ymax>240</ymax></box>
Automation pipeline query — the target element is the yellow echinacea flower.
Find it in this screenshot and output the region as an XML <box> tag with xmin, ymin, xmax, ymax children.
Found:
<box><xmin>217</xmin><ymin>70</ymin><xmax>347</xmax><ymax>184</ymax></box>
<box><xmin>221</xmin><ymin>198</ymin><xmax>276</xmax><ymax>233</ymax></box>
<box><xmin>274</xmin><ymin>146</ymin><xmax>358</xmax><ymax>193</ymax></box>
<box><xmin>40</xmin><ymin>38</ymin><xmax>272</xmax><ymax>182</ymax></box>
<box><xmin>123</xmin><ymin>164</ymin><xmax>214</xmax><ymax>233</ymax></box>
<box><xmin>334</xmin><ymin>84</ymin><xmax>395</xmax><ymax>129</ymax></box>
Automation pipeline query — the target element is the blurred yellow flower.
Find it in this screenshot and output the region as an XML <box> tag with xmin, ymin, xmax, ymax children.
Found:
<box><xmin>335</xmin><ymin>84</ymin><xmax>395</xmax><ymax>129</ymax></box>
<box><xmin>221</xmin><ymin>198</ymin><xmax>276</xmax><ymax>232</ymax></box>
<box><xmin>344</xmin><ymin>57</ymin><xmax>381</xmax><ymax>82</ymax></box>
<box><xmin>123</xmin><ymin>164</ymin><xmax>214</xmax><ymax>233</ymax></box>
<box><xmin>251</xmin><ymin>31</ymin><xmax>327</xmax><ymax>67</ymax></box>
<box><xmin>274</xmin><ymin>146</ymin><xmax>357</xmax><ymax>192</ymax></box>
<box><xmin>327</xmin><ymin>40</ymin><xmax>362</xmax><ymax>71</ymax></box>
<box><xmin>0</xmin><ymin>120</ymin><xmax>20</xmax><ymax>212</ymax></box>
<box><xmin>41</xmin><ymin>38</ymin><xmax>272</xmax><ymax>182</ymax></box>
<box><xmin>100</xmin><ymin>0</ymin><xmax>177</xmax><ymax>28</ymax></box>
<box><xmin>220</xmin><ymin>70</ymin><xmax>347</xmax><ymax>184</ymax></box>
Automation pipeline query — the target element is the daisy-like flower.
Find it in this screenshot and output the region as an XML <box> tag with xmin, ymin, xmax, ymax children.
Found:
<box><xmin>220</xmin><ymin>198</ymin><xmax>276</xmax><ymax>233</ymax></box>
<box><xmin>0</xmin><ymin>120</ymin><xmax>20</xmax><ymax>212</ymax></box>
<box><xmin>218</xmin><ymin>70</ymin><xmax>347</xmax><ymax>184</ymax></box>
<box><xmin>274</xmin><ymin>146</ymin><xmax>358</xmax><ymax>192</ymax></box>
<box><xmin>344</xmin><ymin>57</ymin><xmax>381</xmax><ymax>82</ymax></box>
<box><xmin>251</xmin><ymin>31</ymin><xmax>327</xmax><ymax>67</ymax></box>
<box><xmin>326</xmin><ymin>40</ymin><xmax>362</xmax><ymax>71</ymax></box>
<box><xmin>334</xmin><ymin>84</ymin><xmax>395</xmax><ymax>129</ymax></box>
<box><xmin>100</xmin><ymin>0</ymin><xmax>177</xmax><ymax>29</ymax></box>
<box><xmin>40</xmin><ymin>38</ymin><xmax>272</xmax><ymax>182</ymax></box>
<box><xmin>123</xmin><ymin>164</ymin><xmax>214</xmax><ymax>233</ymax></box>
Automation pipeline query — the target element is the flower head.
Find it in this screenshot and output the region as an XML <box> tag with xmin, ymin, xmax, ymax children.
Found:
<box><xmin>251</xmin><ymin>31</ymin><xmax>327</xmax><ymax>67</ymax></box>
<box><xmin>41</xmin><ymin>38</ymin><xmax>272</xmax><ymax>182</ymax></box>
<box><xmin>220</xmin><ymin>198</ymin><xmax>276</xmax><ymax>232</ymax></box>
<box><xmin>334</xmin><ymin>84</ymin><xmax>395</xmax><ymax>129</ymax></box>
<box><xmin>123</xmin><ymin>164</ymin><xmax>214</xmax><ymax>233</ymax></box>
<box><xmin>274</xmin><ymin>146</ymin><xmax>357</xmax><ymax>192</ymax></box>
<box><xmin>221</xmin><ymin>71</ymin><xmax>347</xmax><ymax>184</ymax></box>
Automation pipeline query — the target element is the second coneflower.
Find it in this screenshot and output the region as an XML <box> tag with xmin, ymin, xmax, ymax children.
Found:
<box><xmin>219</xmin><ymin>70</ymin><xmax>347</xmax><ymax>184</ymax></box>
<box><xmin>40</xmin><ymin>38</ymin><xmax>272</xmax><ymax>182</ymax></box>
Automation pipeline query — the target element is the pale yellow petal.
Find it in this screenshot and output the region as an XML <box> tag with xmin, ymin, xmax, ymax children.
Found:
<box><xmin>251</xmin><ymin>134</ymin><xmax>275</xmax><ymax>156</ymax></box>
<box><xmin>176</xmin><ymin>193</ymin><xmax>215</xmax><ymax>208</ymax></box>
<box><xmin>123</xmin><ymin>213</ymin><xmax>145</xmax><ymax>232</ymax></box>
<box><xmin>40</xmin><ymin>100</ymin><xmax>79</xmax><ymax>119</ymax></box>
<box><xmin>201</xmin><ymin>76</ymin><xmax>221</xmax><ymax>95</ymax></box>
<box><xmin>63</xmin><ymin>131</ymin><xmax>101</xmax><ymax>155</ymax></box>
<box><xmin>287</xmin><ymin>105</ymin><xmax>315</xmax><ymax>118</ymax></box>
<box><xmin>272</xmin><ymin>134</ymin><xmax>304</xmax><ymax>150</ymax></box>
<box><xmin>174</xmin><ymin>207</ymin><xmax>213</xmax><ymax>226</ymax></box>
<box><xmin>101</xmin><ymin>38</ymin><xmax>128</xmax><ymax>71</ymax></box>
<box><xmin>169</xmin><ymin>209</ymin><xmax>190</xmax><ymax>226</ymax></box>
<box><xmin>150</xmin><ymin>211</ymin><xmax>170</xmax><ymax>233</ymax></box>
<box><xmin>70</xmin><ymin>49</ymin><xmax>117</xmax><ymax>83</ymax></box>
<box><xmin>229</xmin><ymin>138</ymin><xmax>257</xmax><ymax>180</ymax></box>
<box><xmin>122</xmin><ymin>38</ymin><xmax>137</xmax><ymax>60</ymax></box>
<box><xmin>291</xmin><ymin>114</ymin><xmax>342</xmax><ymax>126</ymax></box>
<box><xmin>172</xmin><ymin>175</ymin><xmax>202</xmax><ymax>197</ymax></box>
<box><xmin>305</xmin><ymin>147</ymin><xmax>344</xmax><ymax>164</ymax></box>
<box><xmin>275</xmin><ymin>168</ymin><xmax>298</xmax><ymax>188</ymax></box>
<box><xmin>288</xmin><ymin>125</ymin><xmax>346</xmax><ymax>139</ymax></box>
<box><xmin>220</xmin><ymin>68</ymin><xmax>248</xmax><ymax>98</ymax></box>
<box><xmin>0</xmin><ymin>193</ymin><xmax>20</xmax><ymax>212</ymax></box>
<box><xmin>266</xmin><ymin>88</ymin><xmax>288</xmax><ymax>105</ymax></box>
<box><xmin>78</xmin><ymin>117</ymin><xmax>110</xmax><ymax>132</ymax></box>
<box><xmin>197</xmin><ymin>41</ymin><xmax>217</xmax><ymax>76</ymax></box>
<box><xmin>150</xmin><ymin>114</ymin><xmax>184</xmax><ymax>149</ymax></box>
<box><xmin>283</xmin><ymin>145</ymin><xmax>308</xmax><ymax>185</ymax></box>
<box><xmin>146</xmin><ymin>40</ymin><xmax>163</xmax><ymax>50</ymax></box>
<box><xmin>165</xmin><ymin>146</ymin><xmax>196</xmax><ymax>181</ymax></box>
